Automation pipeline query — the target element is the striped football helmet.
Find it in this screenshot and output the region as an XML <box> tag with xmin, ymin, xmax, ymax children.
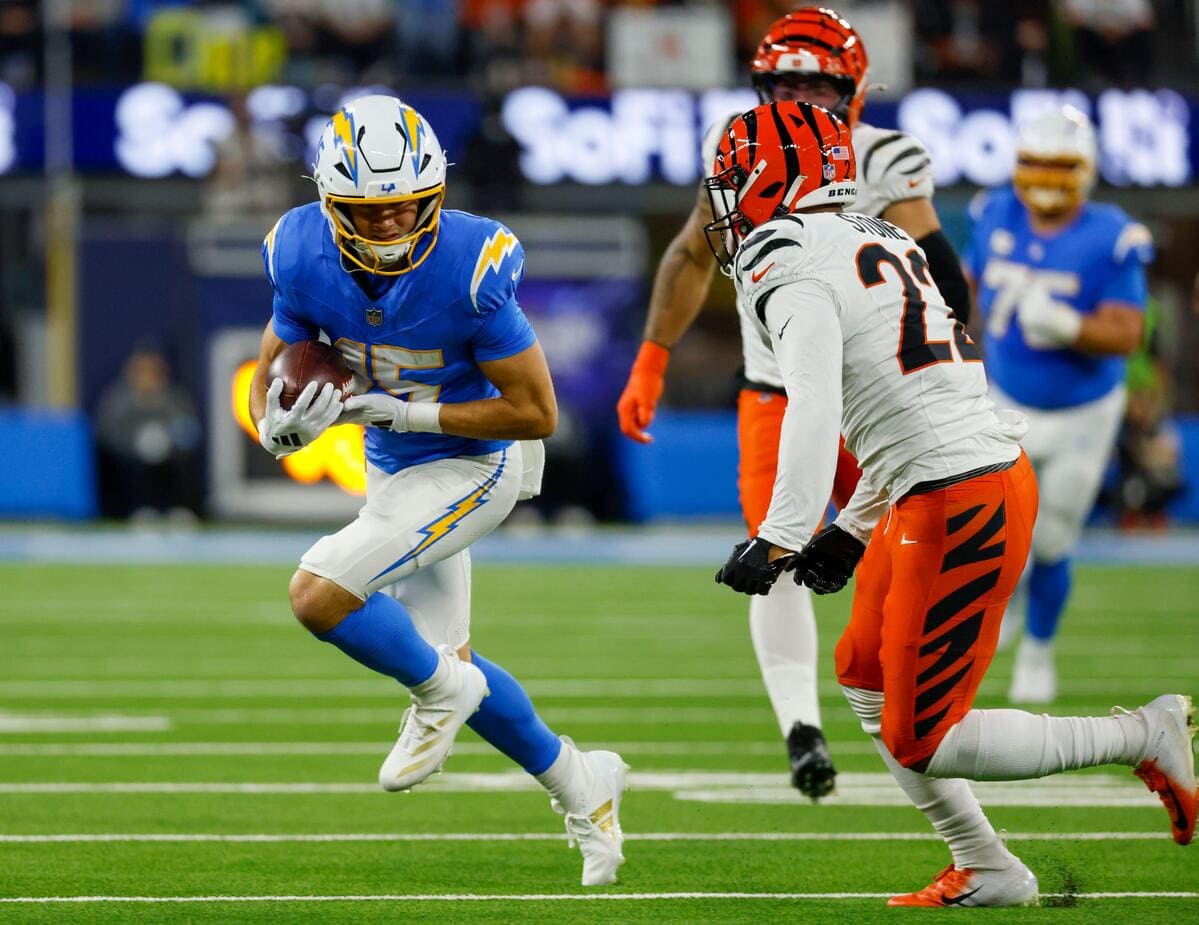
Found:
<box><xmin>750</xmin><ymin>8</ymin><xmax>870</xmax><ymax>126</ymax></box>
<box><xmin>313</xmin><ymin>94</ymin><xmax>447</xmax><ymax>275</ymax></box>
<box><xmin>704</xmin><ymin>102</ymin><xmax>856</xmax><ymax>270</ymax></box>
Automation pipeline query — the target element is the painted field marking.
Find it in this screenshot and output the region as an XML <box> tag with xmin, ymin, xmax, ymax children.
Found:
<box><xmin>0</xmin><ymin>714</ymin><xmax>170</xmax><ymax>733</ymax></box>
<box><xmin>0</xmin><ymin>772</ymin><xmax>1160</xmax><ymax>808</ymax></box>
<box><xmin>0</xmin><ymin>676</ymin><xmax>1191</xmax><ymax>700</ymax></box>
<box><xmin>0</xmin><ymin>892</ymin><xmax>1195</xmax><ymax>904</ymax></box>
<box><xmin>0</xmin><ymin>741</ymin><xmax>882</xmax><ymax>757</ymax></box>
<box><xmin>0</xmin><ymin>679</ymin><xmax>768</xmax><ymax>699</ymax></box>
<box><xmin>0</xmin><ymin>831</ymin><xmax>1169</xmax><ymax>844</ymax></box>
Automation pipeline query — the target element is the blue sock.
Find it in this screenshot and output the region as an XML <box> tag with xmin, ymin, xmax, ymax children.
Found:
<box><xmin>316</xmin><ymin>593</ymin><xmax>439</xmax><ymax>687</ymax></box>
<box><xmin>1026</xmin><ymin>558</ymin><xmax>1072</xmax><ymax>642</ymax></box>
<box><xmin>466</xmin><ymin>652</ymin><xmax>562</xmax><ymax>775</ymax></box>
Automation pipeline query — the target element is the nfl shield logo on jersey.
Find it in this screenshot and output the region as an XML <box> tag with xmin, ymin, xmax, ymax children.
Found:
<box><xmin>823</xmin><ymin>163</ymin><xmax>836</xmax><ymax>180</ymax></box>
<box><xmin>366</xmin><ymin>307</ymin><xmax>383</xmax><ymax>326</ymax></box>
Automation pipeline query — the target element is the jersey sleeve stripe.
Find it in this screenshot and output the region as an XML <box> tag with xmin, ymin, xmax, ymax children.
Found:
<box><xmin>882</xmin><ymin>145</ymin><xmax>926</xmax><ymax>175</ymax></box>
<box><xmin>898</xmin><ymin>157</ymin><xmax>932</xmax><ymax>176</ymax></box>
<box><xmin>742</xmin><ymin>238</ymin><xmax>801</xmax><ymax>271</ymax></box>
<box><xmin>1113</xmin><ymin>222</ymin><xmax>1153</xmax><ymax>262</ymax></box>
<box><xmin>264</xmin><ymin>215</ymin><xmax>286</xmax><ymax>286</ymax></box>
<box><xmin>860</xmin><ymin>132</ymin><xmax>909</xmax><ymax>176</ymax></box>
<box><xmin>739</xmin><ymin>226</ymin><xmax>778</xmax><ymax>252</ymax></box>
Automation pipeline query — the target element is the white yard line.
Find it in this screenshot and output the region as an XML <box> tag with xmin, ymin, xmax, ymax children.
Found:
<box><xmin>0</xmin><ymin>679</ymin><xmax>768</xmax><ymax>699</ymax></box>
<box><xmin>0</xmin><ymin>741</ymin><xmax>880</xmax><ymax>757</ymax></box>
<box><xmin>0</xmin><ymin>714</ymin><xmax>170</xmax><ymax>733</ymax></box>
<box><xmin>0</xmin><ymin>892</ymin><xmax>1194</xmax><ymax>904</ymax></box>
<box><xmin>0</xmin><ymin>677</ymin><xmax>1191</xmax><ymax>699</ymax></box>
<box><xmin>0</xmin><ymin>706</ymin><xmax>787</xmax><ymax>730</ymax></box>
<box><xmin>0</xmin><ymin>771</ymin><xmax>1160</xmax><ymax>808</ymax></box>
<box><xmin>0</xmin><ymin>831</ymin><xmax>1169</xmax><ymax>844</ymax></box>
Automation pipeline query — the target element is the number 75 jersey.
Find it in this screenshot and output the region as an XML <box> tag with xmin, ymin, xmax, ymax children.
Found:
<box><xmin>734</xmin><ymin>211</ymin><xmax>1019</xmax><ymax>500</ymax></box>
<box><xmin>962</xmin><ymin>186</ymin><xmax>1152</xmax><ymax>411</ymax></box>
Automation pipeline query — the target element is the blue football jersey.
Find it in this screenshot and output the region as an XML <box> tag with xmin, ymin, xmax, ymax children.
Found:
<box><xmin>962</xmin><ymin>186</ymin><xmax>1152</xmax><ymax>410</ymax></box>
<box><xmin>263</xmin><ymin>204</ymin><xmax>537</xmax><ymax>472</ymax></box>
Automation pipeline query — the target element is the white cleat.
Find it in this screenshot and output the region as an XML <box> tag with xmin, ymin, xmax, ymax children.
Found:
<box><xmin>1126</xmin><ymin>694</ymin><xmax>1198</xmax><ymax>845</ymax></box>
<box><xmin>378</xmin><ymin>646</ymin><xmax>488</xmax><ymax>793</ymax></box>
<box><xmin>889</xmin><ymin>858</ymin><xmax>1039</xmax><ymax>907</ymax></box>
<box><xmin>553</xmin><ymin>746</ymin><xmax>630</xmax><ymax>886</ymax></box>
<box><xmin>1008</xmin><ymin>636</ymin><xmax>1057</xmax><ymax>704</ymax></box>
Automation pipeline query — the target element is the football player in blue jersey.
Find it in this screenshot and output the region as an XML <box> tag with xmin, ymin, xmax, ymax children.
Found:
<box><xmin>963</xmin><ymin>104</ymin><xmax>1153</xmax><ymax>703</ymax></box>
<box><xmin>248</xmin><ymin>94</ymin><xmax>628</xmax><ymax>886</ymax></box>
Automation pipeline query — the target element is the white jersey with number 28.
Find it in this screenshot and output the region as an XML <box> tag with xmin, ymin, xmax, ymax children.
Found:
<box><xmin>732</xmin><ymin>210</ymin><xmax>1025</xmax><ymax>552</ymax></box>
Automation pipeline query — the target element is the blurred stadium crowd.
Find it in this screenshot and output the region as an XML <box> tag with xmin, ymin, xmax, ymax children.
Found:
<box><xmin>0</xmin><ymin>1</ymin><xmax>1181</xmax><ymax>92</ymax></box>
<box><xmin>0</xmin><ymin>1</ymin><xmax>1196</xmax><ymax>527</ymax></box>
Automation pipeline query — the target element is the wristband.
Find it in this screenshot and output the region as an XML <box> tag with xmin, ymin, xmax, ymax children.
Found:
<box><xmin>632</xmin><ymin>340</ymin><xmax>670</xmax><ymax>376</ymax></box>
<box><xmin>405</xmin><ymin>402</ymin><xmax>443</xmax><ymax>434</ymax></box>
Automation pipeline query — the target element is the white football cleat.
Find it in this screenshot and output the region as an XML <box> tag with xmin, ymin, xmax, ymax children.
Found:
<box><xmin>1126</xmin><ymin>694</ymin><xmax>1197</xmax><ymax>845</ymax></box>
<box><xmin>552</xmin><ymin>744</ymin><xmax>630</xmax><ymax>886</ymax></box>
<box><xmin>888</xmin><ymin>858</ymin><xmax>1039</xmax><ymax>907</ymax></box>
<box><xmin>1008</xmin><ymin>636</ymin><xmax>1056</xmax><ymax>704</ymax></box>
<box><xmin>378</xmin><ymin>646</ymin><xmax>488</xmax><ymax>793</ymax></box>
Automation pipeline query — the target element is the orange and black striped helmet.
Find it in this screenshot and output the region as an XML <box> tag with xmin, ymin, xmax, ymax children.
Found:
<box><xmin>750</xmin><ymin>8</ymin><xmax>870</xmax><ymax>126</ymax></box>
<box><xmin>704</xmin><ymin>102</ymin><xmax>856</xmax><ymax>270</ymax></box>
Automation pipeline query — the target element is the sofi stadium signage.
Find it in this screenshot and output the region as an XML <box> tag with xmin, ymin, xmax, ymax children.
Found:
<box><xmin>501</xmin><ymin>85</ymin><xmax>1191</xmax><ymax>188</ymax></box>
<box><xmin>0</xmin><ymin>83</ymin><xmax>1190</xmax><ymax>187</ymax></box>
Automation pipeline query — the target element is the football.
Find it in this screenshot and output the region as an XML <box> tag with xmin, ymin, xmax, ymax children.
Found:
<box><xmin>268</xmin><ymin>340</ymin><xmax>353</xmax><ymax>410</ymax></box>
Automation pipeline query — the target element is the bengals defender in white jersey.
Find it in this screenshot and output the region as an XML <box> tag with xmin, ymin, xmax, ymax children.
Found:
<box><xmin>713</xmin><ymin>100</ymin><xmax>1197</xmax><ymax>908</ymax></box>
<box><xmin>616</xmin><ymin>7</ymin><xmax>972</xmax><ymax>800</ymax></box>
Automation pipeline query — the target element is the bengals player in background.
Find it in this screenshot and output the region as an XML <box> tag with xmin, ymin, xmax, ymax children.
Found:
<box><xmin>712</xmin><ymin>100</ymin><xmax>1197</xmax><ymax>907</ymax></box>
<box><xmin>617</xmin><ymin>7</ymin><xmax>972</xmax><ymax>799</ymax></box>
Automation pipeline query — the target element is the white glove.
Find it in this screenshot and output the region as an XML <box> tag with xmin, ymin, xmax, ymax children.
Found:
<box><xmin>1017</xmin><ymin>287</ymin><xmax>1082</xmax><ymax>349</ymax></box>
<box><xmin>258</xmin><ymin>379</ymin><xmax>343</xmax><ymax>458</ymax></box>
<box><xmin>338</xmin><ymin>392</ymin><xmax>443</xmax><ymax>434</ymax></box>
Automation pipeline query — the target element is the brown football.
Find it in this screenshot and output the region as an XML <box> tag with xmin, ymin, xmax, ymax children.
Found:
<box><xmin>268</xmin><ymin>340</ymin><xmax>353</xmax><ymax>410</ymax></box>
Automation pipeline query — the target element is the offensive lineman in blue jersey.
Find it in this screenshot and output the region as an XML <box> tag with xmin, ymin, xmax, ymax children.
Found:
<box><xmin>248</xmin><ymin>95</ymin><xmax>628</xmax><ymax>886</ymax></box>
<box><xmin>963</xmin><ymin>104</ymin><xmax>1152</xmax><ymax>703</ymax></box>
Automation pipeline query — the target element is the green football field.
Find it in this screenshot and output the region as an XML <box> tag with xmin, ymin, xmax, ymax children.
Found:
<box><xmin>1</xmin><ymin>561</ymin><xmax>1196</xmax><ymax>923</ymax></box>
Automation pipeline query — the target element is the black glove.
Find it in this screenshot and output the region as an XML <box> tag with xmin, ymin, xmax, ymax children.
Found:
<box><xmin>793</xmin><ymin>525</ymin><xmax>866</xmax><ymax>595</ymax></box>
<box><xmin>715</xmin><ymin>537</ymin><xmax>798</xmax><ymax>596</ymax></box>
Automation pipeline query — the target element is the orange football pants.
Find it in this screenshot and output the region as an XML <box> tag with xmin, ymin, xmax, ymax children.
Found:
<box><xmin>834</xmin><ymin>452</ymin><xmax>1038</xmax><ymax>771</ymax></box>
<box><xmin>737</xmin><ymin>389</ymin><xmax>862</xmax><ymax>536</ymax></box>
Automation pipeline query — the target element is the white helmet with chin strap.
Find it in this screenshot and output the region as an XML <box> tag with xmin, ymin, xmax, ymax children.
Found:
<box><xmin>313</xmin><ymin>94</ymin><xmax>448</xmax><ymax>275</ymax></box>
<box><xmin>1013</xmin><ymin>104</ymin><xmax>1098</xmax><ymax>219</ymax></box>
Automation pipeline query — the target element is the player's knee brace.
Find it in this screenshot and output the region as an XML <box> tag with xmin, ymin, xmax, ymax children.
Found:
<box><xmin>840</xmin><ymin>685</ymin><xmax>883</xmax><ymax>736</ymax></box>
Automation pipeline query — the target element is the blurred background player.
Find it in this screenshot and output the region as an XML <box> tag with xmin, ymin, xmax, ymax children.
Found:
<box><xmin>94</xmin><ymin>343</ymin><xmax>202</xmax><ymax>523</ymax></box>
<box><xmin>615</xmin><ymin>6</ymin><xmax>972</xmax><ymax>799</ymax></box>
<box><xmin>713</xmin><ymin>100</ymin><xmax>1197</xmax><ymax>906</ymax></box>
<box><xmin>250</xmin><ymin>94</ymin><xmax>627</xmax><ymax>887</ymax></box>
<box><xmin>963</xmin><ymin>104</ymin><xmax>1153</xmax><ymax>703</ymax></box>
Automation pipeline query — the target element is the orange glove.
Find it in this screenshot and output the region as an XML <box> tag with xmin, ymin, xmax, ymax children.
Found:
<box><xmin>617</xmin><ymin>341</ymin><xmax>670</xmax><ymax>444</ymax></box>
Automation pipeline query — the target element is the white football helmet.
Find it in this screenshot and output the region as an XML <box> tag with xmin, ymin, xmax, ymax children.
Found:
<box><xmin>1013</xmin><ymin>104</ymin><xmax>1097</xmax><ymax>218</ymax></box>
<box><xmin>313</xmin><ymin>94</ymin><xmax>447</xmax><ymax>275</ymax></box>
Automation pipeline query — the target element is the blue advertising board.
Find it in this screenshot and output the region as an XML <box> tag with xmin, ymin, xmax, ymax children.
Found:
<box><xmin>3</xmin><ymin>82</ymin><xmax>1194</xmax><ymax>188</ymax></box>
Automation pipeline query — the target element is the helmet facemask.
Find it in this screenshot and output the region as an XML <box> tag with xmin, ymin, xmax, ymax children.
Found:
<box><xmin>1013</xmin><ymin>154</ymin><xmax>1094</xmax><ymax>220</ymax></box>
<box><xmin>325</xmin><ymin>188</ymin><xmax>445</xmax><ymax>275</ymax></box>
<box><xmin>700</xmin><ymin>164</ymin><xmax>752</xmax><ymax>273</ymax></box>
<box><xmin>752</xmin><ymin>71</ymin><xmax>856</xmax><ymax>123</ymax></box>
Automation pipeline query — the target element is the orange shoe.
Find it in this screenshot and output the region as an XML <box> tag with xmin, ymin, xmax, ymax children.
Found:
<box><xmin>1129</xmin><ymin>694</ymin><xmax>1198</xmax><ymax>845</ymax></box>
<box><xmin>889</xmin><ymin>862</ymin><xmax>1038</xmax><ymax>907</ymax></box>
